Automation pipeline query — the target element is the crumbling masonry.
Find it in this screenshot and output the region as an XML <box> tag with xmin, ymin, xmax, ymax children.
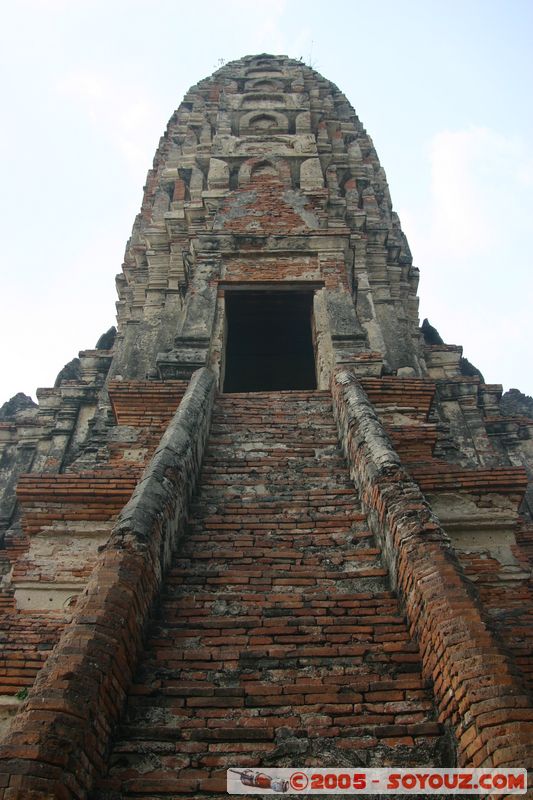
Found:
<box><xmin>0</xmin><ymin>54</ymin><xmax>532</xmax><ymax>798</ymax></box>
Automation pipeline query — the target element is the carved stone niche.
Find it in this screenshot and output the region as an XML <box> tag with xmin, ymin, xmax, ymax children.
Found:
<box><xmin>244</xmin><ymin>78</ymin><xmax>285</xmax><ymax>93</ymax></box>
<box><xmin>239</xmin><ymin>110</ymin><xmax>289</xmax><ymax>135</ymax></box>
<box><xmin>238</xmin><ymin>157</ymin><xmax>291</xmax><ymax>188</ymax></box>
<box><xmin>251</xmin><ymin>57</ymin><xmax>282</xmax><ymax>68</ymax></box>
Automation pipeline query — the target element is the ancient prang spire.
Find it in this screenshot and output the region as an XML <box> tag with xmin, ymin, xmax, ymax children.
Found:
<box><xmin>0</xmin><ymin>55</ymin><xmax>532</xmax><ymax>798</ymax></box>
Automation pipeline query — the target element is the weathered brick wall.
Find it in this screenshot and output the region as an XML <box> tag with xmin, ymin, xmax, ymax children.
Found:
<box><xmin>0</xmin><ymin>368</ymin><xmax>216</xmax><ymax>798</ymax></box>
<box><xmin>0</xmin><ymin>382</ymin><xmax>188</xmax><ymax>713</ymax></box>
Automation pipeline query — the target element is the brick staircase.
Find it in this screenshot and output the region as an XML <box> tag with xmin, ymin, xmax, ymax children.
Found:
<box><xmin>94</xmin><ymin>391</ymin><xmax>444</xmax><ymax>798</ymax></box>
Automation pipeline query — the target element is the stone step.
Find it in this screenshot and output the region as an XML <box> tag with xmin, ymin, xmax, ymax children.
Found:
<box><xmin>95</xmin><ymin>391</ymin><xmax>443</xmax><ymax>796</ymax></box>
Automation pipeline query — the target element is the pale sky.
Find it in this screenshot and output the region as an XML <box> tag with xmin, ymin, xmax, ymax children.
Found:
<box><xmin>1</xmin><ymin>0</ymin><xmax>532</xmax><ymax>402</ymax></box>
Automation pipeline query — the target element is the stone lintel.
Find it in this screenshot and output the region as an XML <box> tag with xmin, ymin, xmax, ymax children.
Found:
<box><xmin>14</xmin><ymin>582</ymin><xmax>82</xmax><ymax>612</ymax></box>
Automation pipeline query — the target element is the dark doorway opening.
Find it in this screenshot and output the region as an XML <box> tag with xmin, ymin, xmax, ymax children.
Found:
<box><xmin>223</xmin><ymin>290</ymin><xmax>316</xmax><ymax>392</ymax></box>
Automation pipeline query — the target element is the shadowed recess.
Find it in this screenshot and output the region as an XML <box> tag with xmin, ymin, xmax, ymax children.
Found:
<box><xmin>223</xmin><ymin>290</ymin><xmax>316</xmax><ymax>392</ymax></box>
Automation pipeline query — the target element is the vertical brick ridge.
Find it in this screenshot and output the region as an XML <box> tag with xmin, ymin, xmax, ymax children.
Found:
<box><xmin>331</xmin><ymin>368</ymin><xmax>533</xmax><ymax>768</ymax></box>
<box><xmin>93</xmin><ymin>389</ymin><xmax>444</xmax><ymax>799</ymax></box>
<box><xmin>0</xmin><ymin>369</ymin><xmax>216</xmax><ymax>800</ymax></box>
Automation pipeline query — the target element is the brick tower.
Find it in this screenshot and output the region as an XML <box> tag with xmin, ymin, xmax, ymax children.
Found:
<box><xmin>0</xmin><ymin>54</ymin><xmax>532</xmax><ymax>798</ymax></box>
